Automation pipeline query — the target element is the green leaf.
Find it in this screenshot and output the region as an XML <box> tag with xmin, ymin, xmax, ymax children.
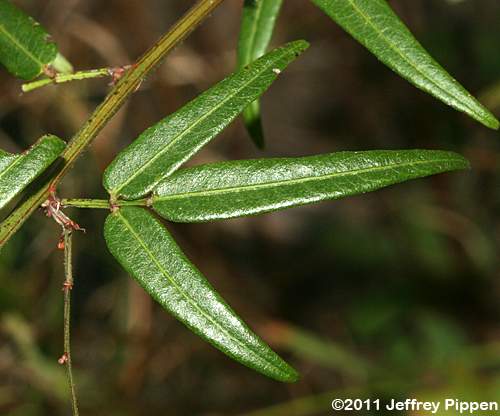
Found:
<box><xmin>310</xmin><ymin>0</ymin><xmax>499</xmax><ymax>130</ymax></box>
<box><xmin>237</xmin><ymin>0</ymin><xmax>283</xmax><ymax>148</ymax></box>
<box><xmin>103</xmin><ymin>40</ymin><xmax>309</xmax><ymax>201</ymax></box>
<box><xmin>0</xmin><ymin>135</ymin><xmax>65</xmax><ymax>210</ymax></box>
<box><xmin>0</xmin><ymin>0</ymin><xmax>58</xmax><ymax>80</ymax></box>
<box><xmin>152</xmin><ymin>150</ymin><xmax>469</xmax><ymax>222</ymax></box>
<box><xmin>104</xmin><ymin>207</ymin><xmax>298</xmax><ymax>382</ymax></box>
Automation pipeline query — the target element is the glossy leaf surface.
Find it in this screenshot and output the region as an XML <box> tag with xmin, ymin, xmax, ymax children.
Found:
<box><xmin>0</xmin><ymin>0</ymin><xmax>58</xmax><ymax>80</ymax></box>
<box><xmin>237</xmin><ymin>0</ymin><xmax>283</xmax><ymax>147</ymax></box>
<box><xmin>0</xmin><ymin>135</ymin><xmax>65</xmax><ymax>210</ymax></box>
<box><xmin>311</xmin><ymin>0</ymin><xmax>499</xmax><ymax>130</ymax></box>
<box><xmin>103</xmin><ymin>40</ymin><xmax>309</xmax><ymax>200</ymax></box>
<box><xmin>153</xmin><ymin>150</ymin><xmax>469</xmax><ymax>222</ymax></box>
<box><xmin>104</xmin><ymin>207</ymin><xmax>298</xmax><ymax>382</ymax></box>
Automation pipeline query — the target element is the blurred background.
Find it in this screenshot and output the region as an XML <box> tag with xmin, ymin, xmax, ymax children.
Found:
<box><xmin>0</xmin><ymin>0</ymin><xmax>499</xmax><ymax>415</ymax></box>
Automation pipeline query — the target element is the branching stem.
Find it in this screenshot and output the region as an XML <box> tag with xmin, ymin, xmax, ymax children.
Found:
<box><xmin>0</xmin><ymin>0</ymin><xmax>226</xmax><ymax>249</ymax></box>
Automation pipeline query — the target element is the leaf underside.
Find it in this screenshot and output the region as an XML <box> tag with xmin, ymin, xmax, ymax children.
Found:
<box><xmin>0</xmin><ymin>0</ymin><xmax>58</xmax><ymax>80</ymax></box>
<box><xmin>152</xmin><ymin>150</ymin><xmax>469</xmax><ymax>223</ymax></box>
<box><xmin>0</xmin><ymin>135</ymin><xmax>65</xmax><ymax>210</ymax></box>
<box><xmin>104</xmin><ymin>207</ymin><xmax>298</xmax><ymax>382</ymax></box>
<box><xmin>311</xmin><ymin>0</ymin><xmax>499</xmax><ymax>130</ymax></box>
<box><xmin>103</xmin><ymin>40</ymin><xmax>309</xmax><ymax>201</ymax></box>
<box><xmin>237</xmin><ymin>0</ymin><xmax>284</xmax><ymax>148</ymax></box>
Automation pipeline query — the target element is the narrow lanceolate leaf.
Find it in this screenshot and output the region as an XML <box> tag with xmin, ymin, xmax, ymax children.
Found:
<box><xmin>152</xmin><ymin>150</ymin><xmax>469</xmax><ymax>222</ymax></box>
<box><xmin>310</xmin><ymin>0</ymin><xmax>499</xmax><ymax>130</ymax></box>
<box><xmin>104</xmin><ymin>207</ymin><xmax>298</xmax><ymax>382</ymax></box>
<box><xmin>103</xmin><ymin>40</ymin><xmax>309</xmax><ymax>201</ymax></box>
<box><xmin>237</xmin><ymin>0</ymin><xmax>283</xmax><ymax>148</ymax></box>
<box><xmin>0</xmin><ymin>0</ymin><xmax>58</xmax><ymax>80</ymax></box>
<box><xmin>0</xmin><ymin>135</ymin><xmax>65</xmax><ymax>210</ymax></box>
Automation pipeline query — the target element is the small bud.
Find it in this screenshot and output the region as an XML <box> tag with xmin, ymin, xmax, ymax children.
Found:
<box><xmin>58</xmin><ymin>353</ymin><xmax>68</xmax><ymax>365</ymax></box>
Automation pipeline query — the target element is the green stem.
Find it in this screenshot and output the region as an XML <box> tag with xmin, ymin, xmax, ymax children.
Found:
<box><xmin>62</xmin><ymin>229</ymin><xmax>79</xmax><ymax>416</ymax></box>
<box><xmin>61</xmin><ymin>198</ymin><xmax>148</xmax><ymax>209</ymax></box>
<box><xmin>0</xmin><ymin>0</ymin><xmax>226</xmax><ymax>249</ymax></box>
<box><xmin>22</xmin><ymin>68</ymin><xmax>111</xmax><ymax>93</ymax></box>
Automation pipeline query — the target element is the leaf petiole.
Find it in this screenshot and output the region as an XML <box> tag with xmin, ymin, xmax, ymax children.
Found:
<box><xmin>61</xmin><ymin>198</ymin><xmax>149</xmax><ymax>209</ymax></box>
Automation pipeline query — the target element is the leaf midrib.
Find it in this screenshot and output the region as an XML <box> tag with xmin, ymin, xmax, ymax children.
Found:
<box><xmin>0</xmin><ymin>154</ymin><xmax>21</xmax><ymax>184</ymax></box>
<box><xmin>345</xmin><ymin>0</ymin><xmax>478</xmax><ymax>117</ymax></box>
<box><xmin>116</xmin><ymin>210</ymin><xmax>286</xmax><ymax>376</ymax></box>
<box><xmin>110</xmin><ymin>47</ymin><xmax>292</xmax><ymax>196</ymax></box>
<box><xmin>155</xmin><ymin>157</ymin><xmax>460</xmax><ymax>202</ymax></box>
<box><xmin>0</xmin><ymin>19</ymin><xmax>45</xmax><ymax>70</ymax></box>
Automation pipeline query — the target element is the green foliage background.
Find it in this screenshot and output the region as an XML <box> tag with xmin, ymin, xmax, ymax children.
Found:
<box><xmin>0</xmin><ymin>1</ymin><xmax>499</xmax><ymax>414</ymax></box>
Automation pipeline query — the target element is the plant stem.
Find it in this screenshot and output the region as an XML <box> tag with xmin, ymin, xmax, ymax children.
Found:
<box><xmin>62</xmin><ymin>229</ymin><xmax>79</xmax><ymax>416</ymax></box>
<box><xmin>53</xmin><ymin>0</ymin><xmax>225</xmax><ymax>185</ymax></box>
<box><xmin>22</xmin><ymin>68</ymin><xmax>111</xmax><ymax>93</ymax></box>
<box><xmin>61</xmin><ymin>198</ymin><xmax>149</xmax><ymax>209</ymax></box>
<box><xmin>0</xmin><ymin>0</ymin><xmax>225</xmax><ymax>249</ymax></box>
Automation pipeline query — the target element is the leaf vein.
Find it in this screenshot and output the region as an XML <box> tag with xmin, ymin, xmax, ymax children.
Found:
<box><xmin>111</xmin><ymin>48</ymin><xmax>290</xmax><ymax>196</ymax></box>
<box><xmin>0</xmin><ymin>21</ymin><xmax>45</xmax><ymax>69</ymax></box>
<box><xmin>116</xmin><ymin>210</ymin><xmax>284</xmax><ymax>373</ymax></box>
<box><xmin>346</xmin><ymin>0</ymin><xmax>477</xmax><ymax>116</ymax></box>
<box><xmin>155</xmin><ymin>157</ymin><xmax>454</xmax><ymax>201</ymax></box>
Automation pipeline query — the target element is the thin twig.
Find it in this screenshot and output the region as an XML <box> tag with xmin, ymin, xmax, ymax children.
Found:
<box><xmin>60</xmin><ymin>229</ymin><xmax>79</xmax><ymax>416</ymax></box>
<box><xmin>22</xmin><ymin>65</ymin><xmax>133</xmax><ymax>93</ymax></box>
<box><xmin>22</xmin><ymin>68</ymin><xmax>110</xmax><ymax>93</ymax></box>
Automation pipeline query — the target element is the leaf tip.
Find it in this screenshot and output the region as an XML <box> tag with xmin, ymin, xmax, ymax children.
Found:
<box><xmin>290</xmin><ymin>39</ymin><xmax>310</xmax><ymax>55</ymax></box>
<box><xmin>40</xmin><ymin>133</ymin><xmax>66</xmax><ymax>150</ymax></box>
<box><xmin>471</xmin><ymin>102</ymin><xmax>499</xmax><ymax>130</ymax></box>
<box><xmin>484</xmin><ymin>115</ymin><xmax>500</xmax><ymax>130</ymax></box>
<box><xmin>243</xmin><ymin>103</ymin><xmax>265</xmax><ymax>149</ymax></box>
<box><xmin>281</xmin><ymin>367</ymin><xmax>300</xmax><ymax>383</ymax></box>
<box><xmin>463</xmin><ymin>157</ymin><xmax>472</xmax><ymax>170</ymax></box>
<box><xmin>447</xmin><ymin>151</ymin><xmax>470</xmax><ymax>171</ymax></box>
<box><xmin>267</xmin><ymin>357</ymin><xmax>300</xmax><ymax>383</ymax></box>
